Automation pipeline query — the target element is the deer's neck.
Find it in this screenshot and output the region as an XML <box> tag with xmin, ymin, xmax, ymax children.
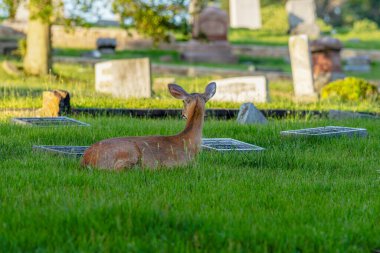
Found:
<box><xmin>179</xmin><ymin>99</ymin><xmax>205</xmax><ymax>147</ymax></box>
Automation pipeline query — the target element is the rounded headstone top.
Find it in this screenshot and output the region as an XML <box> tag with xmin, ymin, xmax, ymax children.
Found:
<box><xmin>310</xmin><ymin>37</ymin><xmax>343</xmax><ymax>52</ymax></box>
<box><xmin>196</xmin><ymin>6</ymin><xmax>228</xmax><ymax>41</ymax></box>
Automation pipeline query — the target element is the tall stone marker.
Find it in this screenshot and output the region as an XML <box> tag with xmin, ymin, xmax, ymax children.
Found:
<box><xmin>288</xmin><ymin>35</ymin><xmax>316</xmax><ymax>99</ymax></box>
<box><xmin>213</xmin><ymin>76</ymin><xmax>269</xmax><ymax>103</ymax></box>
<box><xmin>286</xmin><ymin>0</ymin><xmax>319</xmax><ymax>37</ymax></box>
<box><xmin>230</xmin><ymin>0</ymin><xmax>262</xmax><ymax>30</ymax></box>
<box><xmin>95</xmin><ymin>58</ymin><xmax>151</xmax><ymax>99</ymax></box>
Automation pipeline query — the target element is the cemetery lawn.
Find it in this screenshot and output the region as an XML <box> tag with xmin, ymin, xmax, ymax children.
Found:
<box><xmin>0</xmin><ymin>60</ymin><xmax>379</xmax><ymax>115</ymax></box>
<box><xmin>229</xmin><ymin>28</ymin><xmax>380</xmax><ymax>50</ymax></box>
<box><xmin>0</xmin><ymin>116</ymin><xmax>379</xmax><ymax>252</ymax></box>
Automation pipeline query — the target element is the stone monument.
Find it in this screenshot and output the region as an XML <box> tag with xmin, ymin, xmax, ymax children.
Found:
<box><xmin>310</xmin><ymin>37</ymin><xmax>345</xmax><ymax>91</ymax></box>
<box><xmin>285</xmin><ymin>0</ymin><xmax>320</xmax><ymax>37</ymax></box>
<box><xmin>236</xmin><ymin>103</ymin><xmax>267</xmax><ymax>124</ymax></box>
<box><xmin>288</xmin><ymin>35</ymin><xmax>316</xmax><ymax>99</ymax></box>
<box><xmin>229</xmin><ymin>0</ymin><xmax>262</xmax><ymax>30</ymax></box>
<box><xmin>212</xmin><ymin>76</ymin><xmax>269</xmax><ymax>103</ymax></box>
<box><xmin>95</xmin><ymin>58</ymin><xmax>152</xmax><ymax>99</ymax></box>
<box><xmin>181</xmin><ymin>6</ymin><xmax>236</xmax><ymax>63</ymax></box>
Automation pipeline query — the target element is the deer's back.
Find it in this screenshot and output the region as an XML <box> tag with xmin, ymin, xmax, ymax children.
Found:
<box><xmin>82</xmin><ymin>135</ymin><xmax>200</xmax><ymax>169</ymax></box>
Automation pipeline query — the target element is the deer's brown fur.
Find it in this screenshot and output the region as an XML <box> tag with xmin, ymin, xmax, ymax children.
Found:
<box><xmin>81</xmin><ymin>82</ymin><xmax>216</xmax><ymax>170</ymax></box>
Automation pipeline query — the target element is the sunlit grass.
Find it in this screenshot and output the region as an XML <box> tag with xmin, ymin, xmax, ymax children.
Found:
<box><xmin>0</xmin><ymin>117</ymin><xmax>379</xmax><ymax>252</ymax></box>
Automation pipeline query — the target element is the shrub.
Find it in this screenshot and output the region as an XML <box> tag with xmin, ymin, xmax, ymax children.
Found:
<box><xmin>351</xmin><ymin>19</ymin><xmax>378</xmax><ymax>33</ymax></box>
<box><xmin>261</xmin><ymin>4</ymin><xmax>289</xmax><ymax>35</ymax></box>
<box><xmin>321</xmin><ymin>77</ymin><xmax>379</xmax><ymax>102</ymax></box>
<box><xmin>316</xmin><ymin>18</ymin><xmax>333</xmax><ymax>34</ymax></box>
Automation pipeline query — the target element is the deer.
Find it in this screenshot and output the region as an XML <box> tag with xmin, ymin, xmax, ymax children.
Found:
<box><xmin>81</xmin><ymin>82</ymin><xmax>217</xmax><ymax>170</ymax></box>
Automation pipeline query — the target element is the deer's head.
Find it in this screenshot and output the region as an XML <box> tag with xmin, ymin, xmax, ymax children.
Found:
<box><xmin>168</xmin><ymin>82</ymin><xmax>216</xmax><ymax>119</ymax></box>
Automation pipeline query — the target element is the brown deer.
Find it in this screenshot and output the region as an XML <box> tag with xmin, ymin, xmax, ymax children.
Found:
<box><xmin>81</xmin><ymin>82</ymin><xmax>216</xmax><ymax>170</ymax></box>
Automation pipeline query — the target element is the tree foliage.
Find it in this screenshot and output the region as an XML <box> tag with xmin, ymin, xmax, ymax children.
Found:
<box><xmin>113</xmin><ymin>0</ymin><xmax>187</xmax><ymax>44</ymax></box>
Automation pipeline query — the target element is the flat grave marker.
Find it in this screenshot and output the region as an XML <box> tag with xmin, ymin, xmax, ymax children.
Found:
<box><xmin>33</xmin><ymin>138</ymin><xmax>265</xmax><ymax>157</ymax></box>
<box><xmin>281</xmin><ymin>126</ymin><xmax>367</xmax><ymax>138</ymax></box>
<box><xmin>33</xmin><ymin>145</ymin><xmax>89</xmax><ymax>157</ymax></box>
<box><xmin>12</xmin><ymin>116</ymin><xmax>90</xmax><ymax>127</ymax></box>
<box><xmin>202</xmin><ymin>138</ymin><xmax>265</xmax><ymax>152</ymax></box>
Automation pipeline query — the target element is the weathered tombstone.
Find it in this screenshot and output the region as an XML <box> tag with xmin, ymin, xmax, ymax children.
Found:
<box><xmin>288</xmin><ymin>35</ymin><xmax>316</xmax><ymax>99</ymax></box>
<box><xmin>311</xmin><ymin>37</ymin><xmax>345</xmax><ymax>91</ymax></box>
<box><xmin>285</xmin><ymin>0</ymin><xmax>320</xmax><ymax>37</ymax></box>
<box><xmin>328</xmin><ymin>110</ymin><xmax>378</xmax><ymax>120</ymax></box>
<box><xmin>95</xmin><ymin>58</ymin><xmax>152</xmax><ymax>99</ymax></box>
<box><xmin>181</xmin><ymin>6</ymin><xmax>236</xmax><ymax>63</ymax></box>
<box><xmin>212</xmin><ymin>76</ymin><xmax>269</xmax><ymax>103</ymax></box>
<box><xmin>229</xmin><ymin>0</ymin><xmax>262</xmax><ymax>30</ymax></box>
<box><xmin>343</xmin><ymin>56</ymin><xmax>371</xmax><ymax>73</ymax></box>
<box><xmin>2</xmin><ymin>61</ymin><xmax>21</xmax><ymax>76</ymax></box>
<box><xmin>96</xmin><ymin>38</ymin><xmax>117</xmax><ymax>54</ymax></box>
<box><xmin>236</xmin><ymin>103</ymin><xmax>267</xmax><ymax>124</ymax></box>
<box><xmin>38</xmin><ymin>90</ymin><xmax>71</xmax><ymax>117</ymax></box>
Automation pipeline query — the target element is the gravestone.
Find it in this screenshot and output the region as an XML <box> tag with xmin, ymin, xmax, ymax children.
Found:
<box><xmin>96</xmin><ymin>38</ymin><xmax>117</xmax><ymax>54</ymax></box>
<box><xmin>343</xmin><ymin>56</ymin><xmax>371</xmax><ymax>73</ymax></box>
<box><xmin>213</xmin><ymin>76</ymin><xmax>269</xmax><ymax>103</ymax></box>
<box><xmin>95</xmin><ymin>58</ymin><xmax>152</xmax><ymax>99</ymax></box>
<box><xmin>281</xmin><ymin>126</ymin><xmax>368</xmax><ymax>138</ymax></box>
<box><xmin>328</xmin><ymin>110</ymin><xmax>378</xmax><ymax>120</ymax></box>
<box><xmin>202</xmin><ymin>138</ymin><xmax>265</xmax><ymax>152</ymax></box>
<box><xmin>285</xmin><ymin>0</ymin><xmax>320</xmax><ymax>37</ymax></box>
<box><xmin>236</xmin><ymin>103</ymin><xmax>267</xmax><ymax>124</ymax></box>
<box><xmin>38</xmin><ymin>90</ymin><xmax>71</xmax><ymax>117</ymax></box>
<box><xmin>181</xmin><ymin>6</ymin><xmax>236</xmax><ymax>63</ymax></box>
<box><xmin>311</xmin><ymin>37</ymin><xmax>345</xmax><ymax>91</ymax></box>
<box><xmin>229</xmin><ymin>0</ymin><xmax>262</xmax><ymax>30</ymax></box>
<box><xmin>288</xmin><ymin>35</ymin><xmax>316</xmax><ymax>99</ymax></box>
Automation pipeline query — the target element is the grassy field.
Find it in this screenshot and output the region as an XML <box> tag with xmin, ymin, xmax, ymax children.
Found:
<box><xmin>0</xmin><ymin>116</ymin><xmax>379</xmax><ymax>252</ymax></box>
<box><xmin>1</xmin><ymin>58</ymin><xmax>379</xmax><ymax>114</ymax></box>
<box><xmin>229</xmin><ymin>28</ymin><xmax>380</xmax><ymax>50</ymax></box>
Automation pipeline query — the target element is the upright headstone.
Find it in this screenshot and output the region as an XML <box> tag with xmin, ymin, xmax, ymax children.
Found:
<box><xmin>96</xmin><ymin>38</ymin><xmax>117</xmax><ymax>54</ymax></box>
<box><xmin>95</xmin><ymin>58</ymin><xmax>152</xmax><ymax>99</ymax></box>
<box><xmin>236</xmin><ymin>103</ymin><xmax>267</xmax><ymax>124</ymax></box>
<box><xmin>288</xmin><ymin>35</ymin><xmax>316</xmax><ymax>99</ymax></box>
<box><xmin>310</xmin><ymin>37</ymin><xmax>345</xmax><ymax>91</ymax></box>
<box><xmin>229</xmin><ymin>0</ymin><xmax>262</xmax><ymax>30</ymax></box>
<box><xmin>181</xmin><ymin>6</ymin><xmax>236</xmax><ymax>63</ymax></box>
<box><xmin>286</xmin><ymin>0</ymin><xmax>319</xmax><ymax>37</ymax></box>
<box><xmin>213</xmin><ymin>76</ymin><xmax>269</xmax><ymax>103</ymax></box>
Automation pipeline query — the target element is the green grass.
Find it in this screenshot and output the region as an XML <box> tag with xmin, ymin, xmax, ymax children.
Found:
<box><xmin>0</xmin><ymin>116</ymin><xmax>379</xmax><ymax>252</ymax></box>
<box><xmin>229</xmin><ymin>28</ymin><xmax>380</xmax><ymax>50</ymax></box>
<box><xmin>55</xmin><ymin>48</ymin><xmax>291</xmax><ymax>72</ymax></box>
<box><xmin>0</xmin><ymin>59</ymin><xmax>379</xmax><ymax>114</ymax></box>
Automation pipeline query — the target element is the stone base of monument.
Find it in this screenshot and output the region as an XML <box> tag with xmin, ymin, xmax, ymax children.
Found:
<box><xmin>180</xmin><ymin>40</ymin><xmax>237</xmax><ymax>64</ymax></box>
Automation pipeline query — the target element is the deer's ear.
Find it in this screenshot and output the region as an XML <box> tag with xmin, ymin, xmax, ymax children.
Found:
<box><xmin>203</xmin><ymin>82</ymin><xmax>216</xmax><ymax>102</ymax></box>
<box><xmin>168</xmin><ymin>84</ymin><xmax>189</xmax><ymax>99</ymax></box>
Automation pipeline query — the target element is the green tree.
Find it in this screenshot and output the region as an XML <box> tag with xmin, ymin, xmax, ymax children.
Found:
<box><xmin>112</xmin><ymin>0</ymin><xmax>187</xmax><ymax>44</ymax></box>
<box><xmin>1</xmin><ymin>0</ymin><xmax>189</xmax><ymax>76</ymax></box>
